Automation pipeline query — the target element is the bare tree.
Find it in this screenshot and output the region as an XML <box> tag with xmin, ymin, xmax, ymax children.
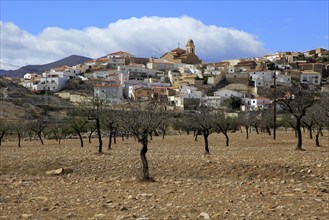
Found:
<box><xmin>67</xmin><ymin>116</ymin><xmax>88</xmax><ymax>147</ymax></box>
<box><xmin>87</xmin><ymin>123</ymin><xmax>97</xmax><ymax>144</ymax></box>
<box><xmin>190</xmin><ymin>107</ymin><xmax>215</xmax><ymax>154</ymax></box>
<box><xmin>302</xmin><ymin>112</ymin><xmax>315</xmax><ymax>139</ymax></box>
<box><xmin>103</xmin><ymin>109</ymin><xmax>120</xmax><ymax>150</ymax></box>
<box><xmin>239</xmin><ymin>112</ymin><xmax>252</xmax><ymax>139</ymax></box>
<box><xmin>259</xmin><ymin>109</ymin><xmax>274</xmax><ymax>135</ymax></box>
<box><xmin>308</xmin><ymin>101</ymin><xmax>329</xmax><ymax>147</ymax></box>
<box><xmin>0</xmin><ymin>119</ymin><xmax>10</xmax><ymax>146</ymax></box>
<box><xmin>213</xmin><ymin>110</ymin><xmax>239</xmax><ymax>147</ymax></box>
<box><xmin>28</xmin><ymin>119</ymin><xmax>47</xmax><ymax>145</ymax></box>
<box><xmin>87</xmin><ymin>99</ymin><xmax>104</xmax><ymax>153</ymax></box>
<box><xmin>249</xmin><ymin>111</ymin><xmax>261</xmax><ymax>134</ymax></box>
<box><xmin>278</xmin><ymin>83</ymin><xmax>318</xmax><ymax>150</ymax></box>
<box><xmin>118</xmin><ymin>101</ymin><xmax>168</xmax><ymax>181</ymax></box>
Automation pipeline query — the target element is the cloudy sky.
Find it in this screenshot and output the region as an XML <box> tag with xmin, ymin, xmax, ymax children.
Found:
<box><xmin>1</xmin><ymin>0</ymin><xmax>328</xmax><ymax>70</ymax></box>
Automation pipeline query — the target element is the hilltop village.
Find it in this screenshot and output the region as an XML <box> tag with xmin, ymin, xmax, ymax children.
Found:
<box><xmin>13</xmin><ymin>39</ymin><xmax>329</xmax><ymax>110</ymax></box>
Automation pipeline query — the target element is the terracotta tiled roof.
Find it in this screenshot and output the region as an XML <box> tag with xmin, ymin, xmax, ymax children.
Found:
<box><xmin>52</xmin><ymin>65</ymin><xmax>71</xmax><ymax>72</ymax></box>
<box><xmin>298</xmin><ymin>63</ymin><xmax>324</xmax><ymax>65</ymax></box>
<box><xmin>97</xmin><ymin>58</ymin><xmax>110</xmax><ymax>62</ymax></box>
<box><xmin>301</xmin><ymin>71</ymin><xmax>321</xmax><ymax>75</ymax></box>
<box><xmin>85</xmin><ymin>59</ymin><xmax>96</xmax><ymax>63</ymax></box>
<box><xmin>107</xmin><ymin>51</ymin><xmax>134</xmax><ymax>56</ymax></box>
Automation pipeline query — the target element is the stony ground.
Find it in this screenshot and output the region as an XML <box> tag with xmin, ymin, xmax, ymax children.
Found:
<box><xmin>0</xmin><ymin>131</ymin><xmax>328</xmax><ymax>220</ymax></box>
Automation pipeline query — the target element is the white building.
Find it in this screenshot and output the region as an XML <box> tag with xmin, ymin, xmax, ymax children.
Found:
<box><xmin>106</xmin><ymin>51</ymin><xmax>134</xmax><ymax>59</ymax></box>
<box><xmin>94</xmin><ymin>83</ymin><xmax>123</xmax><ymax>104</ymax></box>
<box><xmin>202</xmin><ymin>96</ymin><xmax>223</xmax><ymax>108</ymax></box>
<box><xmin>37</xmin><ymin>73</ymin><xmax>69</xmax><ymax>92</ymax></box>
<box><xmin>214</xmin><ymin>88</ymin><xmax>243</xmax><ymax>99</ymax></box>
<box><xmin>180</xmin><ymin>85</ymin><xmax>204</xmax><ymax>99</ymax></box>
<box><xmin>242</xmin><ymin>97</ymin><xmax>271</xmax><ymax>111</ymax></box>
<box><xmin>300</xmin><ymin>71</ymin><xmax>322</xmax><ymax>85</ymax></box>
<box><xmin>147</xmin><ymin>59</ymin><xmax>175</xmax><ymax>73</ymax></box>
<box><xmin>23</xmin><ymin>72</ymin><xmax>69</xmax><ymax>92</ymax></box>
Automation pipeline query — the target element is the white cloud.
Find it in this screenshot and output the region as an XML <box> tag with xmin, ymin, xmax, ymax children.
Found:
<box><xmin>0</xmin><ymin>16</ymin><xmax>268</xmax><ymax>70</ymax></box>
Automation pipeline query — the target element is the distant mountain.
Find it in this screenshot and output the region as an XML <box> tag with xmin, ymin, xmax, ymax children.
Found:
<box><xmin>0</xmin><ymin>55</ymin><xmax>92</xmax><ymax>78</ymax></box>
<box><xmin>0</xmin><ymin>70</ymin><xmax>7</xmax><ymax>75</ymax></box>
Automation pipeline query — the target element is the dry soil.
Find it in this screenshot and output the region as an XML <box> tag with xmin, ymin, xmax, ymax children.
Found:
<box><xmin>0</xmin><ymin>131</ymin><xmax>328</xmax><ymax>220</ymax></box>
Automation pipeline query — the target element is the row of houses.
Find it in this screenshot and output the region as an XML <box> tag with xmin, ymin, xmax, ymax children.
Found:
<box><xmin>20</xmin><ymin>40</ymin><xmax>328</xmax><ymax>111</ymax></box>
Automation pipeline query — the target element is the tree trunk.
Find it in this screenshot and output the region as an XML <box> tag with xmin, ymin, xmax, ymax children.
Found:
<box><xmin>203</xmin><ymin>132</ymin><xmax>210</xmax><ymax>154</ymax></box>
<box><xmin>0</xmin><ymin>131</ymin><xmax>5</xmax><ymax>146</ymax></box>
<box><xmin>308</xmin><ymin>128</ymin><xmax>313</xmax><ymax>139</ymax></box>
<box><xmin>161</xmin><ymin>128</ymin><xmax>166</xmax><ymax>139</ymax></box>
<box><xmin>245</xmin><ymin>126</ymin><xmax>249</xmax><ymax>139</ymax></box>
<box><xmin>223</xmin><ymin>132</ymin><xmax>229</xmax><ymax>147</ymax></box>
<box><xmin>295</xmin><ymin>119</ymin><xmax>304</xmax><ymax>151</ymax></box>
<box><xmin>96</xmin><ymin>118</ymin><xmax>102</xmax><ymax>153</ymax></box>
<box><xmin>266</xmin><ymin>126</ymin><xmax>271</xmax><ymax>135</ymax></box>
<box><xmin>140</xmin><ymin>138</ymin><xmax>150</xmax><ymax>180</ymax></box>
<box><xmin>255</xmin><ymin>126</ymin><xmax>259</xmax><ymax>134</ymax></box>
<box><xmin>28</xmin><ymin>131</ymin><xmax>33</xmax><ymax>141</ymax></box>
<box><xmin>18</xmin><ymin>131</ymin><xmax>21</xmax><ymax>148</ymax></box>
<box><xmin>108</xmin><ymin>133</ymin><xmax>112</xmax><ymax>150</ymax></box>
<box><xmin>77</xmin><ymin>131</ymin><xmax>84</xmax><ymax>147</ymax></box>
<box><xmin>88</xmin><ymin>128</ymin><xmax>96</xmax><ymax>143</ymax></box>
<box><xmin>37</xmin><ymin>132</ymin><xmax>44</xmax><ymax>145</ymax></box>
<box><xmin>315</xmin><ymin>128</ymin><xmax>321</xmax><ymax>147</ymax></box>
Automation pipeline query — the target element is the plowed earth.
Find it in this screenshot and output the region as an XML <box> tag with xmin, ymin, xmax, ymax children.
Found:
<box><xmin>0</xmin><ymin>131</ymin><xmax>328</xmax><ymax>220</ymax></box>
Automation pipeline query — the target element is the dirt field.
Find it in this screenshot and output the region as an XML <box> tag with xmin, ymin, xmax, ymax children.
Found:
<box><xmin>0</xmin><ymin>131</ymin><xmax>328</xmax><ymax>220</ymax></box>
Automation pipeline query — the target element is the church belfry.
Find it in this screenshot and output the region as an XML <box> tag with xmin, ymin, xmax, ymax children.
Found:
<box><xmin>186</xmin><ymin>39</ymin><xmax>195</xmax><ymax>54</ymax></box>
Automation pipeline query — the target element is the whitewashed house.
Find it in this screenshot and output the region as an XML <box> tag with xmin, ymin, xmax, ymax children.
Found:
<box><xmin>94</xmin><ymin>82</ymin><xmax>123</xmax><ymax>104</ymax></box>
<box><xmin>180</xmin><ymin>85</ymin><xmax>204</xmax><ymax>99</ymax></box>
<box><xmin>106</xmin><ymin>51</ymin><xmax>134</xmax><ymax>59</ymax></box>
<box><xmin>300</xmin><ymin>71</ymin><xmax>322</xmax><ymax>85</ymax></box>
<box><xmin>147</xmin><ymin>59</ymin><xmax>175</xmax><ymax>73</ymax></box>
<box><xmin>242</xmin><ymin>97</ymin><xmax>271</xmax><ymax>111</ymax></box>
<box><xmin>37</xmin><ymin>73</ymin><xmax>69</xmax><ymax>92</ymax></box>
<box><xmin>214</xmin><ymin>88</ymin><xmax>243</xmax><ymax>99</ymax></box>
<box><xmin>23</xmin><ymin>73</ymin><xmax>40</xmax><ymax>90</ymax></box>
<box><xmin>201</xmin><ymin>96</ymin><xmax>223</xmax><ymax>108</ymax></box>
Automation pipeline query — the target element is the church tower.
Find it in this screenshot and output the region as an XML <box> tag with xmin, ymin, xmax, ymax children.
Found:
<box><xmin>186</xmin><ymin>39</ymin><xmax>195</xmax><ymax>54</ymax></box>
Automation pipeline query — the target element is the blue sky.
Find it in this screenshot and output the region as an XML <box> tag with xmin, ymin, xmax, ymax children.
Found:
<box><xmin>1</xmin><ymin>0</ymin><xmax>328</xmax><ymax>69</ymax></box>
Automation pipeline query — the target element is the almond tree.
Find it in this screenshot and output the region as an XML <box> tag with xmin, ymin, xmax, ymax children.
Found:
<box><xmin>118</xmin><ymin>101</ymin><xmax>168</xmax><ymax>181</ymax></box>
<box><xmin>309</xmin><ymin>98</ymin><xmax>329</xmax><ymax>147</ymax></box>
<box><xmin>259</xmin><ymin>109</ymin><xmax>274</xmax><ymax>135</ymax></box>
<box><xmin>67</xmin><ymin>116</ymin><xmax>88</xmax><ymax>147</ymax></box>
<box><xmin>0</xmin><ymin>119</ymin><xmax>10</xmax><ymax>146</ymax></box>
<box><xmin>103</xmin><ymin>108</ymin><xmax>120</xmax><ymax>150</ymax></box>
<box><xmin>278</xmin><ymin>83</ymin><xmax>318</xmax><ymax>150</ymax></box>
<box><xmin>28</xmin><ymin>119</ymin><xmax>47</xmax><ymax>145</ymax></box>
<box><xmin>87</xmin><ymin>99</ymin><xmax>103</xmax><ymax>153</ymax></box>
<box><xmin>213</xmin><ymin>110</ymin><xmax>239</xmax><ymax>147</ymax></box>
<box><xmin>190</xmin><ymin>107</ymin><xmax>215</xmax><ymax>154</ymax></box>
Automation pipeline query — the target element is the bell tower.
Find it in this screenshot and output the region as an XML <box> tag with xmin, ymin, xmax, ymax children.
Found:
<box><xmin>186</xmin><ymin>39</ymin><xmax>195</xmax><ymax>54</ymax></box>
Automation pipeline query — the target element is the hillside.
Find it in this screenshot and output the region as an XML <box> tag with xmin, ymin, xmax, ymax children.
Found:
<box><xmin>0</xmin><ymin>78</ymin><xmax>74</xmax><ymax>120</ymax></box>
<box><xmin>0</xmin><ymin>55</ymin><xmax>91</xmax><ymax>78</ymax></box>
